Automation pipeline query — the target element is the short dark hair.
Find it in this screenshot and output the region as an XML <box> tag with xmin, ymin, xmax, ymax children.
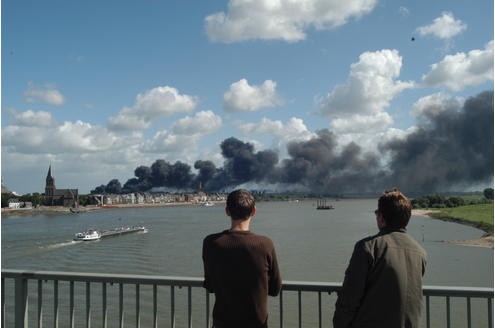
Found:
<box><xmin>226</xmin><ymin>189</ymin><xmax>255</xmax><ymax>220</ymax></box>
<box><xmin>377</xmin><ymin>188</ymin><xmax>412</xmax><ymax>229</ymax></box>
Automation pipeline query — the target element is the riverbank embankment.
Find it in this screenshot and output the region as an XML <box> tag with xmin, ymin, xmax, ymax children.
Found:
<box><xmin>1</xmin><ymin>201</ymin><xmax>225</xmax><ymax>217</ymax></box>
<box><xmin>412</xmin><ymin>209</ymin><xmax>493</xmax><ymax>248</ymax></box>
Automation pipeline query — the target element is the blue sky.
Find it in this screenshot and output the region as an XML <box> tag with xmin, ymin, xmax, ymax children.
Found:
<box><xmin>2</xmin><ymin>0</ymin><xmax>493</xmax><ymax>194</ymax></box>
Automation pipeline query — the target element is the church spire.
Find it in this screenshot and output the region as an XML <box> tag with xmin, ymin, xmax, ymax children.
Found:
<box><xmin>47</xmin><ymin>164</ymin><xmax>52</xmax><ymax>179</ymax></box>
<box><xmin>46</xmin><ymin>164</ymin><xmax>55</xmax><ymax>187</ymax></box>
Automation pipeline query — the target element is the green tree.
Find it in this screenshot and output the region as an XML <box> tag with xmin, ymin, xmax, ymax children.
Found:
<box><xmin>1</xmin><ymin>193</ymin><xmax>15</xmax><ymax>208</ymax></box>
<box><xmin>483</xmin><ymin>188</ymin><xmax>494</xmax><ymax>200</ymax></box>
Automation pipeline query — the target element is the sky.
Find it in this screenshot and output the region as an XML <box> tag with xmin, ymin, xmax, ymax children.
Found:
<box><xmin>1</xmin><ymin>0</ymin><xmax>493</xmax><ymax>195</ymax></box>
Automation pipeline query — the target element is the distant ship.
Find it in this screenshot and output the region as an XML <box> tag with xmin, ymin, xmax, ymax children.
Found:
<box><xmin>73</xmin><ymin>229</ymin><xmax>101</xmax><ymax>241</ymax></box>
<box><xmin>316</xmin><ymin>199</ymin><xmax>334</xmax><ymax>210</ymax></box>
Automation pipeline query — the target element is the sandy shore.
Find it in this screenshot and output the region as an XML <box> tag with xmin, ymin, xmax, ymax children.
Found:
<box><xmin>412</xmin><ymin>209</ymin><xmax>493</xmax><ymax>249</ymax></box>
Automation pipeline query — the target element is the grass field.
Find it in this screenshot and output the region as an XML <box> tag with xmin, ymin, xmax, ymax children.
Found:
<box><xmin>431</xmin><ymin>203</ymin><xmax>494</xmax><ymax>233</ymax></box>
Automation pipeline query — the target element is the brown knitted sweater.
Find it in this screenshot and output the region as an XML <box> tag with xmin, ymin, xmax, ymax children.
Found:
<box><xmin>202</xmin><ymin>230</ymin><xmax>282</xmax><ymax>328</ymax></box>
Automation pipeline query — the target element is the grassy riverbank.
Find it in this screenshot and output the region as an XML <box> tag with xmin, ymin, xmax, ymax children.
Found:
<box><xmin>428</xmin><ymin>203</ymin><xmax>494</xmax><ymax>234</ymax></box>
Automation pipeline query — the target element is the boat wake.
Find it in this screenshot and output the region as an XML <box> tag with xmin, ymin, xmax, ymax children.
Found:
<box><xmin>41</xmin><ymin>240</ymin><xmax>79</xmax><ymax>249</ymax></box>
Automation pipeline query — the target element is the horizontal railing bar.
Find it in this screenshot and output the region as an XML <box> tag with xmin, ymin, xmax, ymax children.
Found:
<box><xmin>423</xmin><ymin>285</ymin><xmax>494</xmax><ymax>298</ymax></box>
<box><xmin>2</xmin><ymin>270</ymin><xmax>203</xmax><ymax>287</ymax></box>
<box><xmin>2</xmin><ymin>270</ymin><xmax>493</xmax><ymax>299</ymax></box>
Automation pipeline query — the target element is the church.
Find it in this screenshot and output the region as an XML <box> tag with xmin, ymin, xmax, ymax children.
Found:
<box><xmin>44</xmin><ymin>165</ymin><xmax>79</xmax><ymax>207</ymax></box>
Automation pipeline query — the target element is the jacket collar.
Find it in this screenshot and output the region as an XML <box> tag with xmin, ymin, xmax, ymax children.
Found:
<box><xmin>379</xmin><ymin>227</ymin><xmax>407</xmax><ymax>234</ymax></box>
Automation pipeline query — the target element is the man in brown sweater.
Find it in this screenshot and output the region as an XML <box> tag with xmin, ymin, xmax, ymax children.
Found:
<box><xmin>202</xmin><ymin>189</ymin><xmax>282</xmax><ymax>328</ymax></box>
<box><xmin>333</xmin><ymin>188</ymin><xmax>427</xmax><ymax>328</ymax></box>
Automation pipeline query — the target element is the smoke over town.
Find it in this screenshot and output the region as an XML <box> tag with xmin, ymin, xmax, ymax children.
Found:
<box><xmin>93</xmin><ymin>91</ymin><xmax>493</xmax><ymax>195</ymax></box>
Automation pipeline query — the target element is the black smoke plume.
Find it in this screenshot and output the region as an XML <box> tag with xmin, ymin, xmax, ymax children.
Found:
<box><xmin>274</xmin><ymin>129</ymin><xmax>384</xmax><ymax>193</ymax></box>
<box><xmin>380</xmin><ymin>90</ymin><xmax>494</xmax><ymax>193</ymax></box>
<box><xmin>94</xmin><ymin>91</ymin><xmax>493</xmax><ymax>195</ymax></box>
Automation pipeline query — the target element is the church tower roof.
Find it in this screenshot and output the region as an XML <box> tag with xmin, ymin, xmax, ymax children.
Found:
<box><xmin>46</xmin><ymin>164</ymin><xmax>55</xmax><ymax>185</ymax></box>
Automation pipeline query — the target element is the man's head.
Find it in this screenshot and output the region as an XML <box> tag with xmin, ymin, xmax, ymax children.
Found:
<box><xmin>376</xmin><ymin>188</ymin><xmax>412</xmax><ymax>229</ymax></box>
<box><xmin>226</xmin><ymin>189</ymin><xmax>256</xmax><ymax>221</ymax></box>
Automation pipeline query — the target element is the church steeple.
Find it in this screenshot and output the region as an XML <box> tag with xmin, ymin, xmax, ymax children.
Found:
<box><xmin>46</xmin><ymin>164</ymin><xmax>53</xmax><ymax>181</ymax></box>
<box><xmin>45</xmin><ymin>165</ymin><xmax>56</xmax><ymax>203</ymax></box>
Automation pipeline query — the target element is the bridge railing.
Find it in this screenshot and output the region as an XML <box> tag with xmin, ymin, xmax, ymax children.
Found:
<box><xmin>2</xmin><ymin>269</ymin><xmax>493</xmax><ymax>328</ymax></box>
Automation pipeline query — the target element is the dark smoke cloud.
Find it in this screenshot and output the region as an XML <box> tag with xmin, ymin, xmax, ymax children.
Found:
<box><xmin>96</xmin><ymin>91</ymin><xmax>493</xmax><ymax>195</ymax></box>
<box><xmin>380</xmin><ymin>90</ymin><xmax>493</xmax><ymax>193</ymax></box>
<box><xmin>274</xmin><ymin>130</ymin><xmax>384</xmax><ymax>193</ymax></box>
<box><xmin>221</xmin><ymin>137</ymin><xmax>278</xmax><ymax>184</ymax></box>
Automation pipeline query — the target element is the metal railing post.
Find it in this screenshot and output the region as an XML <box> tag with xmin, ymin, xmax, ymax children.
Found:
<box><xmin>37</xmin><ymin>280</ymin><xmax>43</xmax><ymax>328</ymax></box>
<box><xmin>53</xmin><ymin>280</ymin><xmax>59</xmax><ymax>328</ymax></box>
<box><xmin>70</xmin><ymin>281</ymin><xmax>75</xmax><ymax>328</ymax></box>
<box><xmin>14</xmin><ymin>276</ymin><xmax>28</xmax><ymax>328</ymax></box>
<box><xmin>86</xmin><ymin>281</ymin><xmax>91</xmax><ymax>328</ymax></box>
<box><xmin>153</xmin><ymin>284</ymin><xmax>158</xmax><ymax>328</ymax></box>
<box><xmin>488</xmin><ymin>298</ymin><xmax>493</xmax><ymax>328</ymax></box>
<box><xmin>2</xmin><ymin>277</ymin><xmax>5</xmax><ymax>328</ymax></box>
<box><xmin>205</xmin><ymin>290</ymin><xmax>210</xmax><ymax>328</ymax></box>
<box><xmin>279</xmin><ymin>290</ymin><xmax>283</xmax><ymax>328</ymax></box>
<box><xmin>135</xmin><ymin>284</ymin><xmax>140</xmax><ymax>328</ymax></box>
<box><xmin>171</xmin><ymin>286</ymin><xmax>175</xmax><ymax>328</ymax></box>
<box><xmin>119</xmin><ymin>283</ymin><xmax>124</xmax><ymax>328</ymax></box>
<box><xmin>102</xmin><ymin>282</ymin><xmax>107</xmax><ymax>328</ymax></box>
<box><xmin>188</xmin><ymin>286</ymin><xmax>192</xmax><ymax>328</ymax></box>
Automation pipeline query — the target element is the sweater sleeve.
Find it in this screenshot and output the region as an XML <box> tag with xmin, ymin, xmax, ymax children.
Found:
<box><xmin>202</xmin><ymin>237</ymin><xmax>215</xmax><ymax>293</ymax></box>
<box><xmin>268</xmin><ymin>246</ymin><xmax>282</xmax><ymax>297</ymax></box>
<box><xmin>333</xmin><ymin>241</ymin><xmax>371</xmax><ymax>328</ymax></box>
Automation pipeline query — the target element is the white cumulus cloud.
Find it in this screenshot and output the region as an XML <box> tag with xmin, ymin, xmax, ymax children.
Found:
<box><xmin>224</xmin><ymin>79</ymin><xmax>284</xmax><ymax>112</ymax></box>
<box><xmin>23</xmin><ymin>82</ymin><xmax>65</xmax><ymax>106</ymax></box>
<box><xmin>319</xmin><ymin>49</ymin><xmax>414</xmax><ymax>117</ymax></box>
<box><xmin>411</xmin><ymin>92</ymin><xmax>463</xmax><ymax>118</ymax></box>
<box><xmin>205</xmin><ymin>0</ymin><xmax>378</xmax><ymax>43</ymax></box>
<box><xmin>422</xmin><ymin>41</ymin><xmax>494</xmax><ymax>91</ymax></box>
<box><xmin>141</xmin><ymin>130</ymin><xmax>192</xmax><ymax>154</ymax></box>
<box><xmin>172</xmin><ymin>110</ymin><xmax>223</xmax><ymax>135</ymax></box>
<box><xmin>2</xmin><ymin>117</ymin><xmax>119</xmax><ymax>154</ymax></box>
<box><xmin>416</xmin><ymin>12</ymin><xmax>467</xmax><ymax>39</ymax></box>
<box><xmin>239</xmin><ymin>117</ymin><xmax>315</xmax><ymax>141</ymax></box>
<box><xmin>142</xmin><ymin>111</ymin><xmax>222</xmax><ymax>154</ymax></box>
<box><xmin>331</xmin><ymin>112</ymin><xmax>393</xmax><ymax>134</ymax></box>
<box><xmin>238</xmin><ymin>117</ymin><xmax>316</xmax><ymax>158</ymax></box>
<box><xmin>108</xmin><ymin>86</ymin><xmax>199</xmax><ymax>131</ymax></box>
<box><xmin>13</xmin><ymin>110</ymin><xmax>56</xmax><ymax>127</ymax></box>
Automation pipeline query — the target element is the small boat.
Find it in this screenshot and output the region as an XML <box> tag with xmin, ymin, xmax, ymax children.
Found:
<box><xmin>69</xmin><ymin>207</ymin><xmax>81</xmax><ymax>213</ymax></box>
<box><xmin>202</xmin><ymin>202</ymin><xmax>214</xmax><ymax>207</ymax></box>
<box><xmin>74</xmin><ymin>229</ymin><xmax>101</xmax><ymax>241</ymax></box>
<box><xmin>316</xmin><ymin>199</ymin><xmax>334</xmax><ymax>210</ymax></box>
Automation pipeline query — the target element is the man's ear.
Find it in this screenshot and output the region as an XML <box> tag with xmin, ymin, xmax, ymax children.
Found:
<box><xmin>225</xmin><ymin>207</ymin><xmax>231</xmax><ymax>217</ymax></box>
<box><xmin>376</xmin><ymin>213</ymin><xmax>386</xmax><ymax>229</ymax></box>
<box><xmin>249</xmin><ymin>206</ymin><xmax>256</xmax><ymax>218</ymax></box>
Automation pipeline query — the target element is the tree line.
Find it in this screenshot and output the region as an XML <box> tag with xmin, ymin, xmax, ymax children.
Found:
<box><xmin>411</xmin><ymin>188</ymin><xmax>493</xmax><ymax>209</ymax></box>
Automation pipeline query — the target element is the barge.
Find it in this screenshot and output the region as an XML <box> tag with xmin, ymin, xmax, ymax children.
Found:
<box><xmin>74</xmin><ymin>226</ymin><xmax>147</xmax><ymax>241</ymax></box>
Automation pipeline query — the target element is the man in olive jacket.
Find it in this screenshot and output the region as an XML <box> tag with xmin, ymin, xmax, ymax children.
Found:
<box><xmin>333</xmin><ymin>188</ymin><xmax>427</xmax><ymax>328</ymax></box>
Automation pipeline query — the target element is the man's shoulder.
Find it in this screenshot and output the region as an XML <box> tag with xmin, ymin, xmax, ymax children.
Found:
<box><xmin>358</xmin><ymin>230</ymin><xmax>426</xmax><ymax>255</ymax></box>
<box><xmin>355</xmin><ymin>233</ymin><xmax>381</xmax><ymax>247</ymax></box>
<box><xmin>203</xmin><ymin>231</ymin><xmax>227</xmax><ymax>244</ymax></box>
<box><xmin>248</xmin><ymin>232</ymin><xmax>275</xmax><ymax>244</ymax></box>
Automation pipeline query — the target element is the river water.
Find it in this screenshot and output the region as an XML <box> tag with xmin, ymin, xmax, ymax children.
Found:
<box><xmin>2</xmin><ymin>199</ymin><xmax>493</xmax><ymax>327</ymax></box>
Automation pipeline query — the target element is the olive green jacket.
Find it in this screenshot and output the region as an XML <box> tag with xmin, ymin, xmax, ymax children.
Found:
<box><xmin>333</xmin><ymin>228</ymin><xmax>427</xmax><ymax>328</ymax></box>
